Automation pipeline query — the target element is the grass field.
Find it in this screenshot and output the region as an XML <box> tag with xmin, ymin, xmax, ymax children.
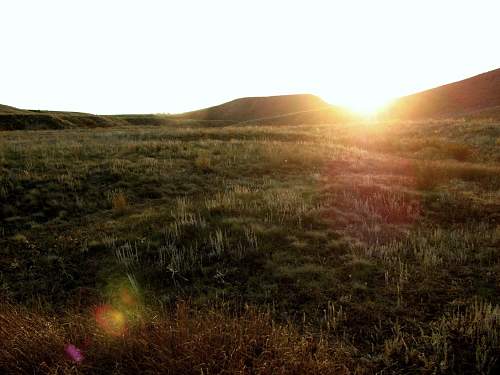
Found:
<box><xmin>1</xmin><ymin>120</ymin><xmax>499</xmax><ymax>374</ymax></box>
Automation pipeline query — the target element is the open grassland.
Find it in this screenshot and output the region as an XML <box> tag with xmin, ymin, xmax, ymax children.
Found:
<box><xmin>1</xmin><ymin>120</ymin><xmax>499</xmax><ymax>374</ymax></box>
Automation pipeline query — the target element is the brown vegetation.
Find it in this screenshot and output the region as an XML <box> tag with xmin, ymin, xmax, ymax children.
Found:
<box><xmin>0</xmin><ymin>302</ymin><xmax>350</xmax><ymax>375</ymax></box>
<box><xmin>383</xmin><ymin>68</ymin><xmax>500</xmax><ymax>119</ymax></box>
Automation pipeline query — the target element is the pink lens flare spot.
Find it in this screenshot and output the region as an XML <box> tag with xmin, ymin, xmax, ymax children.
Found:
<box><xmin>65</xmin><ymin>344</ymin><xmax>84</xmax><ymax>363</ymax></box>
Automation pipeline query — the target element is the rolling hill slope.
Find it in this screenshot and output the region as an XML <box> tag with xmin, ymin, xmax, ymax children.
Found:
<box><xmin>175</xmin><ymin>94</ymin><xmax>335</xmax><ymax>123</ymax></box>
<box><xmin>0</xmin><ymin>104</ymin><xmax>30</xmax><ymax>114</ymax></box>
<box><xmin>0</xmin><ymin>105</ymin><xmax>121</xmax><ymax>131</ymax></box>
<box><xmin>3</xmin><ymin>67</ymin><xmax>500</xmax><ymax>130</ymax></box>
<box><xmin>383</xmin><ymin>68</ymin><xmax>500</xmax><ymax>119</ymax></box>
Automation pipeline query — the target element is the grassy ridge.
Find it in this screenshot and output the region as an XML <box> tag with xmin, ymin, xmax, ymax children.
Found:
<box><xmin>0</xmin><ymin>112</ymin><xmax>238</xmax><ymax>131</ymax></box>
<box><xmin>0</xmin><ymin>114</ymin><xmax>120</xmax><ymax>131</ymax></box>
<box><xmin>174</xmin><ymin>94</ymin><xmax>331</xmax><ymax>122</ymax></box>
<box><xmin>4</xmin><ymin>69</ymin><xmax>500</xmax><ymax>132</ymax></box>
<box><xmin>0</xmin><ymin>104</ymin><xmax>31</xmax><ymax>114</ymax></box>
<box><xmin>383</xmin><ymin>68</ymin><xmax>500</xmax><ymax>119</ymax></box>
<box><xmin>0</xmin><ymin>105</ymin><xmax>123</xmax><ymax>130</ymax></box>
<box><xmin>0</xmin><ymin>120</ymin><xmax>499</xmax><ymax>373</ymax></box>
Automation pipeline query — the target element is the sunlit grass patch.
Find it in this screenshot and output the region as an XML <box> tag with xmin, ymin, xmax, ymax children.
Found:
<box><xmin>0</xmin><ymin>302</ymin><xmax>353</xmax><ymax>374</ymax></box>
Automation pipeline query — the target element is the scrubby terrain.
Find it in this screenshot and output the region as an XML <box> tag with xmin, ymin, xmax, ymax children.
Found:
<box><xmin>1</xmin><ymin>119</ymin><xmax>499</xmax><ymax>374</ymax></box>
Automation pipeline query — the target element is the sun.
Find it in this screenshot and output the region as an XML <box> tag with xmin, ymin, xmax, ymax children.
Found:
<box><xmin>322</xmin><ymin>89</ymin><xmax>393</xmax><ymax>117</ymax></box>
<box><xmin>344</xmin><ymin>102</ymin><xmax>383</xmax><ymax>117</ymax></box>
<box><xmin>340</xmin><ymin>96</ymin><xmax>393</xmax><ymax>117</ymax></box>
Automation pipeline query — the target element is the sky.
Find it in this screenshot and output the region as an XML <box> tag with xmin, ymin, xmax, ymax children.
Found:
<box><xmin>1</xmin><ymin>0</ymin><xmax>499</xmax><ymax>115</ymax></box>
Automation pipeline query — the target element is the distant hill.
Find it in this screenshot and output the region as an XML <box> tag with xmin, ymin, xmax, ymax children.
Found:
<box><xmin>383</xmin><ymin>68</ymin><xmax>500</xmax><ymax>119</ymax></box>
<box><xmin>0</xmin><ymin>113</ymin><xmax>120</xmax><ymax>131</ymax></box>
<box><xmin>0</xmin><ymin>96</ymin><xmax>351</xmax><ymax>130</ymax></box>
<box><xmin>3</xmin><ymin>68</ymin><xmax>500</xmax><ymax>130</ymax></box>
<box><xmin>0</xmin><ymin>105</ymin><xmax>121</xmax><ymax>131</ymax></box>
<box><xmin>175</xmin><ymin>94</ymin><xmax>336</xmax><ymax>123</ymax></box>
<box><xmin>0</xmin><ymin>104</ymin><xmax>29</xmax><ymax>114</ymax></box>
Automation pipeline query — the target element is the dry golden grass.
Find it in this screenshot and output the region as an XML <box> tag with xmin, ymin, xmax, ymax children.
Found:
<box><xmin>0</xmin><ymin>302</ymin><xmax>353</xmax><ymax>375</ymax></box>
<box><xmin>110</xmin><ymin>191</ymin><xmax>128</xmax><ymax>213</ymax></box>
<box><xmin>194</xmin><ymin>154</ymin><xmax>212</xmax><ymax>172</ymax></box>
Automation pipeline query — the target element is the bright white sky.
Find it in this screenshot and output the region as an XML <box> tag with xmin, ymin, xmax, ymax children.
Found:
<box><xmin>1</xmin><ymin>0</ymin><xmax>499</xmax><ymax>114</ymax></box>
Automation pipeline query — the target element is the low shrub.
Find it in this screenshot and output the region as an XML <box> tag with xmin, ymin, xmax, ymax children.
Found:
<box><xmin>109</xmin><ymin>191</ymin><xmax>128</xmax><ymax>213</ymax></box>
<box><xmin>413</xmin><ymin>162</ymin><xmax>443</xmax><ymax>190</ymax></box>
<box><xmin>441</xmin><ymin>142</ymin><xmax>475</xmax><ymax>161</ymax></box>
<box><xmin>194</xmin><ymin>155</ymin><xmax>212</xmax><ymax>172</ymax></box>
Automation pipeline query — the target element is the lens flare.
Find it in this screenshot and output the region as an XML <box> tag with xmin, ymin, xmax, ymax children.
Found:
<box><xmin>120</xmin><ymin>287</ymin><xmax>137</xmax><ymax>307</ymax></box>
<box><xmin>64</xmin><ymin>344</ymin><xmax>84</xmax><ymax>363</ymax></box>
<box><xmin>94</xmin><ymin>305</ymin><xmax>128</xmax><ymax>336</ymax></box>
<box><xmin>93</xmin><ymin>275</ymin><xmax>144</xmax><ymax>337</ymax></box>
